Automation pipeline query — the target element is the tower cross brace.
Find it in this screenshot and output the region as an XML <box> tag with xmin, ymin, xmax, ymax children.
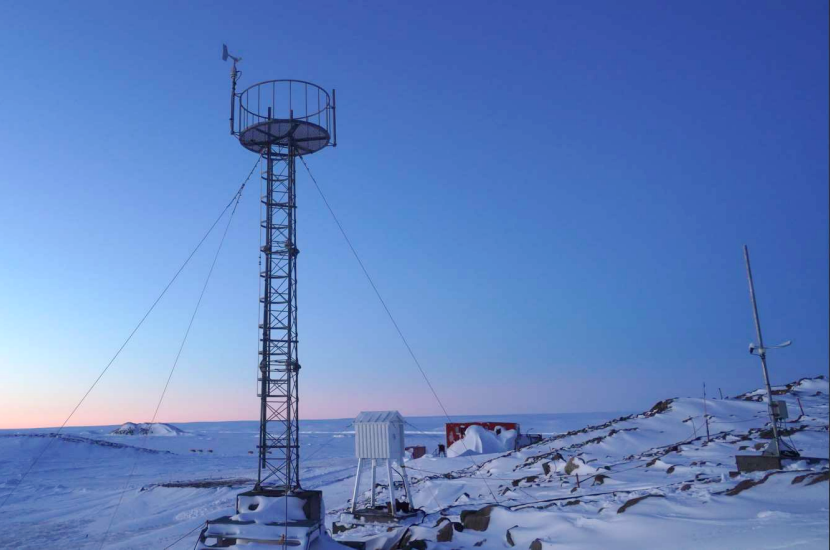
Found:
<box><xmin>257</xmin><ymin>142</ymin><xmax>300</xmax><ymax>490</ymax></box>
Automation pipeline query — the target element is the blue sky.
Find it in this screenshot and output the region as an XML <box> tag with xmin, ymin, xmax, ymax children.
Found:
<box><xmin>0</xmin><ymin>1</ymin><xmax>827</xmax><ymax>428</ymax></box>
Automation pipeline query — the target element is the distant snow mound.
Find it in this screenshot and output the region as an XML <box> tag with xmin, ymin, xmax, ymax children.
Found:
<box><xmin>109</xmin><ymin>422</ymin><xmax>185</xmax><ymax>436</ymax></box>
<box><xmin>447</xmin><ymin>425</ymin><xmax>516</xmax><ymax>457</ymax></box>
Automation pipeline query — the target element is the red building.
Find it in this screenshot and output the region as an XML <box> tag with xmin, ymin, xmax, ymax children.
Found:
<box><xmin>405</xmin><ymin>445</ymin><xmax>427</xmax><ymax>459</ymax></box>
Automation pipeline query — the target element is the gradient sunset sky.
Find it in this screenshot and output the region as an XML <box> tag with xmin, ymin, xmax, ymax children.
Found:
<box><xmin>1</xmin><ymin>1</ymin><xmax>827</xmax><ymax>429</ymax></box>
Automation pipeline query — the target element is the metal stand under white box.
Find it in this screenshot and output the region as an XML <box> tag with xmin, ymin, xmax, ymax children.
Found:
<box><xmin>341</xmin><ymin>411</ymin><xmax>416</xmax><ymax>524</ymax></box>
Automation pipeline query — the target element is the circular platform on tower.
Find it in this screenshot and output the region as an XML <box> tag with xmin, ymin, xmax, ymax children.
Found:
<box><xmin>235</xmin><ymin>80</ymin><xmax>334</xmax><ymax>155</ymax></box>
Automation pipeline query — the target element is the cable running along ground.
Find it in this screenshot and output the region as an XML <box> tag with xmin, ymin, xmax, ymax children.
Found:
<box><xmin>0</xmin><ymin>158</ymin><xmax>258</xmax><ymax>514</ymax></box>
<box><xmin>298</xmin><ymin>156</ymin><xmax>500</xmax><ymax>506</ymax></box>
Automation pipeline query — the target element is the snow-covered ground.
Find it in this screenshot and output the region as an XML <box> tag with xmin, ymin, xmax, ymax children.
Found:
<box><xmin>0</xmin><ymin>378</ymin><xmax>827</xmax><ymax>549</ymax></box>
<box><xmin>109</xmin><ymin>422</ymin><xmax>187</xmax><ymax>436</ymax></box>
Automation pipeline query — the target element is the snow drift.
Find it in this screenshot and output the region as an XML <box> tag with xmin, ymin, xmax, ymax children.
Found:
<box><xmin>447</xmin><ymin>425</ymin><xmax>516</xmax><ymax>457</ymax></box>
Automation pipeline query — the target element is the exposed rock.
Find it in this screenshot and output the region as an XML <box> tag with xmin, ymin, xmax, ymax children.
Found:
<box><xmin>680</xmin><ymin>483</ymin><xmax>692</xmax><ymax>491</ymax></box>
<box><xmin>541</xmin><ymin>459</ymin><xmax>563</xmax><ymax>475</ymax></box>
<box><xmin>723</xmin><ymin>471</ymin><xmax>783</xmax><ymax>496</ymax></box>
<box><xmin>807</xmin><ymin>472</ymin><xmax>829</xmax><ymax>485</ymax></box>
<box><xmin>563</xmin><ymin>499</ymin><xmax>580</xmax><ymax>506</ymax></box>
<box><xmin>564</xmin><ymin>457</ymin><xmax>583</xmax><ymax>475</ymax></box>
<box><xmin>461</xmin><ymin>505</ymin><xmax>497</xmax><ymax>532</ymax></box>
<box><xmin>666</xmin><ymin>466</ymin><xmax>676</xmax><ymax>474</ymax></box>
<box><xmin>157</xmin><ymin>478</ymin><xmax>252</xmax><ymax>489</ymax></box>
<box><xmin>109</xmin><ymin>422</ymin><xmax>185</xmax><ymax>436</ymax></box>
<box><xmin>758</xmin><ymin>425</ymin><xmax>805</xmax><ymax>439</ymax></box>
<box><xmin>394</xmin><ymin>530</ymin><xmax>428</xmax><ymax>550</ymax></box>
<box><xmin>332</xmin><ymin>522</ymin><xmax>358</xmax><ymax>535</ymax></box>
<box><xmin>506</xmin><ymin>525</ymin><xmax>519</xmax><ymax>546</ymax></box>
<box><xmin>592</xmin><ymin>474</ymin><xmax>608</xmax><ymax>486</ymax></box>
<box><xmin>617</xmin><ymin>494</ymin><xmax>665</xmax><ymax>514</ymax></box>
<box><xmin>436</xmin><ymin>521</ymin><xmax>454</xmax><ymax>542</ymax></box>
<box><xmin>726</xmin><ymin>478</ymin><xmax>760</xmax><ymax>496</ymax></box>
<box><xmin>792</xmin><ymin>473</ymin><xmax>810</xmax><ymax>484</ymax></box>
<box><xmin>512</xmin><ymin>475</ymin><xmax>538</xmax><ymax>487</ymax></box>
<box><xmin>740</xmin><ymin>394</ymin><xmax>764</xmax><ymax>402</ymax></box>
<box><xmin>529</xmin><ymin>539</ymin><xmax>543</xmax><ymax>550</ymax></box>
<box><xmin>647</xmin><ymin>399</ymin><xmax>674</xmax><ymax>416</ymax></box>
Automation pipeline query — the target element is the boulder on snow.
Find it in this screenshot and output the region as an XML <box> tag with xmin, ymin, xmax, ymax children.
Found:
<box><xmin>393</xmin><ymin>528</ymin><xmax>429</xmax><ymax>550</ymax></box>
<box><xmin>461</xmin><ymin>505</ymin><xmax>498</xmax><ymax>531</ymax></box>
<box><xmin>647</xmin><ymin>399</ymin><xmax>674</xmax><ymax>415</ymax></box>
<box><xmin>436</xmin><ymin>522</ymin><xmax>454</xmax><ymax>542</ymax></box>
<box><xmin>564</xmin><ymin>457</ymin><xmax>585</xmax><ymax>475</ymax></box>
<box><xmin>434</xmin><ymin>518</ymin><xmax>463</xmax><ymax>542</ymax></box>
<box><xmin>541</xmin><ymin>453</ymin><xmax>564</xmax><ymax>475</ymax></box>
<box><xmin>433</xmin><ymin>517</ymin><xmax>463</xmax><ymax>542</ymax></box>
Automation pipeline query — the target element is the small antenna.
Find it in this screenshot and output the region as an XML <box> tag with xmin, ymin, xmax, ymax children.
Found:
<box><xmin>223</xmin><ymin>44</ymin><xmax>242</xmax><ymax>135</ymax></box>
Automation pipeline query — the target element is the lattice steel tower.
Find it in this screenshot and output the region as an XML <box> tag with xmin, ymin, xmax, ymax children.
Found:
<box><xmin>227</xmin><ymin>50</ymin><xmax>336</xmax><ymax>491</ymax></box>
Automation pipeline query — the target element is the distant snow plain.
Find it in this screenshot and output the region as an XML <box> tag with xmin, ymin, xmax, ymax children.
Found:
<box><xmin>0</xmin><ymin>379</ymin><xmax>827</xmax><ymax>549</ymax></box>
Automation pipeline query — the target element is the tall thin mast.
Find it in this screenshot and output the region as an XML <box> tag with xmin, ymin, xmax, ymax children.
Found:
<box><xmin>743</xmin><ymin>244</ymin><xmax>781</xmax><ymax>456</ymax></box>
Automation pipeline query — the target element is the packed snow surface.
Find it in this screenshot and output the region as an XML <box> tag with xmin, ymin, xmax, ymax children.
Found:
<box><xmin>109</xmin><ymin>422</ymin><xmax>186</xmax><ymax>436</ymax></box>
<box><xmin>0</xmin><ymin>377</ymin><xmax>827</xmax><ymax>549</ymax></box>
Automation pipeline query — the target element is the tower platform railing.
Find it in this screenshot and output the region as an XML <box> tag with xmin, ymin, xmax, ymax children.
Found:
<box><xmin>235</xmin><ymin>79</ymin><xmax>335</xmax><ymax>155</ymax></box>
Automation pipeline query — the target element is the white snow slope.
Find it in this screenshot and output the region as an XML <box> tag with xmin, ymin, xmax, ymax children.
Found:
<box><xmin>109</xmin><ymin>422</ymin><xmax>186</xmax><ymax>436</ymax></box>
<box><xmin>0</xmin><ymin>376</ymin><xmax>827</xmax><ymax>549</ymax></box>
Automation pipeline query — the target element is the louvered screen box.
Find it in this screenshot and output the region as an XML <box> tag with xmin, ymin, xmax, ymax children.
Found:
<box><xmin>354</xmin><ymin>411</ymin><xmax>405</xmax><ymax>460</ymax></box>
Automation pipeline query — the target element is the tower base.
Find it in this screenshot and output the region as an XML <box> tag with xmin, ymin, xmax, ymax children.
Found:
<box><xmin>197</xmin><ymin>489</ymin><xmax>325</xmax><ymax>549</ymax></box>
<box><xmin>735</xmin><ymin>454</ymin><xmax>782</xmax><ymax>473</ymax></box>
<box><xmin>338</xmin><ymin>501</ymin><xmax>423</xmax><ymax>526</ymax></box>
